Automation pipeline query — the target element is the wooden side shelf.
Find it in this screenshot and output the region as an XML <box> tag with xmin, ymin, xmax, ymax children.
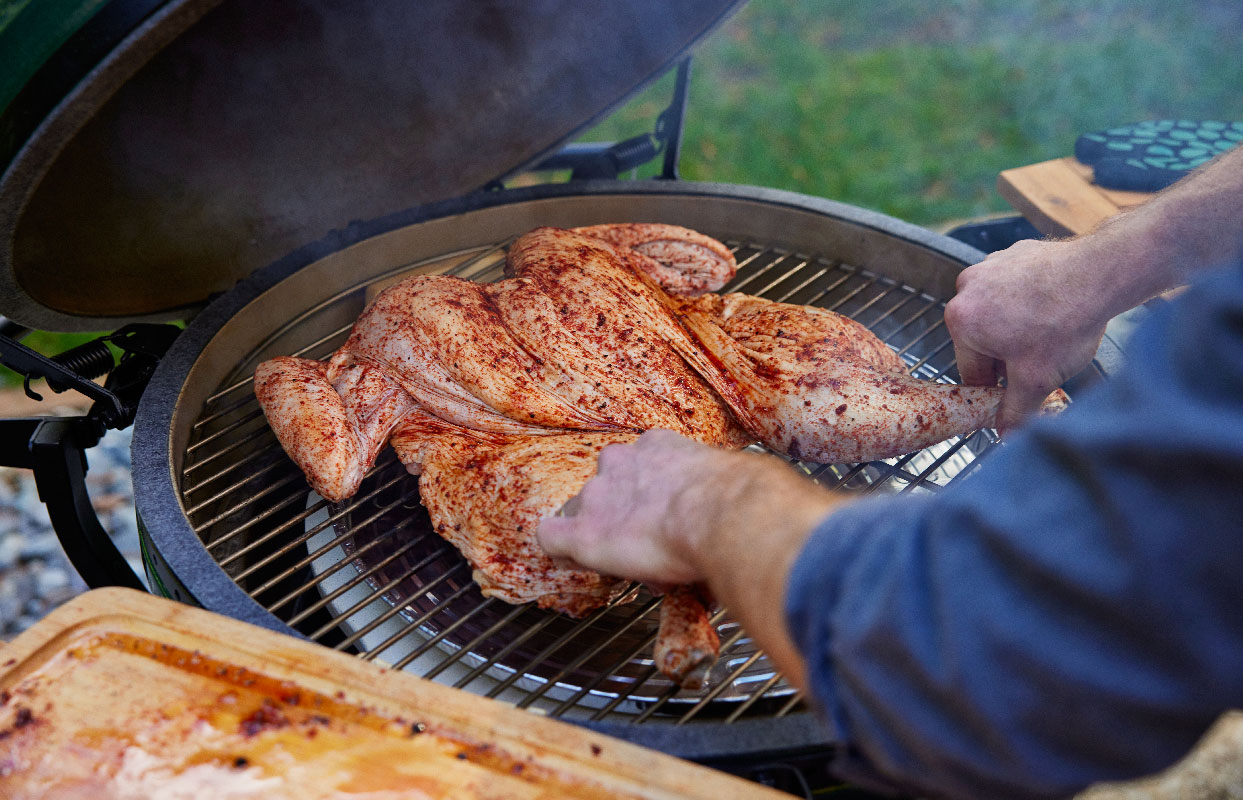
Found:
<box><xmin>998</xmin><ymin>157</ymin><xmax>1153</xmax><ymax>238</ymax></box>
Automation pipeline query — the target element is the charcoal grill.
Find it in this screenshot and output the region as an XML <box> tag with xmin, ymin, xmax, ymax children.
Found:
<box><xmin>0</xmin><ymin>0</ymin><xmax>1119</xmax><ymax>792</ymax></box>
<box><xmin>132</xmin><ymin>181</ymin><xmax>1042</xmax><ymax>768</ymax></box>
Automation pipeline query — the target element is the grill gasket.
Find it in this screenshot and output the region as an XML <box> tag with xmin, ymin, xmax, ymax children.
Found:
<box><xmin>177</xmin><ymin>234</ymin><xmax>994</xmax><ymax>725</ymax></box>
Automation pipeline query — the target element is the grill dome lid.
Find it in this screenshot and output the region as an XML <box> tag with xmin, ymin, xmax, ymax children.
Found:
<box><xmin>0</xmin><ymin>0</ymin><xmax>742</xmax><ymax>331</ymax></box>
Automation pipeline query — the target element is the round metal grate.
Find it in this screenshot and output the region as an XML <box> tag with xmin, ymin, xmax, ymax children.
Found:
<box><xmin>176</xmin><ymin>230</ymin><xmax>994</xmax><ymax>727</ymax></box>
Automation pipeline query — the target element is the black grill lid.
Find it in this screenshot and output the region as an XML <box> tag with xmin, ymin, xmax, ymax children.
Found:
<box><xmin>0</xmin><ymin>0</ymin><xmax>743</xmax><ymax>331</ymax></box>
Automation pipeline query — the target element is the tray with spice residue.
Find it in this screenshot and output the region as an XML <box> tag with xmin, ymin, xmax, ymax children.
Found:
<box><xmin>0</xmin><ymin>588</ymin><xmax>786</xmax><ymax>799</ymax></box>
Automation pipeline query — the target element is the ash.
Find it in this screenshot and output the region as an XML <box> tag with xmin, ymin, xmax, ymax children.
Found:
<box><xmin>0</xmin><ymin>427</ymin><xmax>146</xmax><ymax>640</ymax></box>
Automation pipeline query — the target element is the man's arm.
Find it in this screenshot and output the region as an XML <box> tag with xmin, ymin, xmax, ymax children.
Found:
<box><xmin>538</xmin><ymin>429</ymin><xmax>842</xmax><ymax>690</ymax></box>
<box><xmin>946</xmin><ymin>145</ymin><xmax>1243</xmax><ymax>430</ymax></box>
<box><xmin>541</xmin><ymin>256</ymin><xmax>1243</xmax><ymax>799</ymax></box>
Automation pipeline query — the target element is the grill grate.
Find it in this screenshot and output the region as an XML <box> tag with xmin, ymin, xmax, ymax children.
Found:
<box><xmin>179</xmin><ymin>236</ymin><xmax>994</xmax><ymax>725</ymax></box>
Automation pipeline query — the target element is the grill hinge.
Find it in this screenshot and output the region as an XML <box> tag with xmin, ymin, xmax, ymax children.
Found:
<box><xmin>504</xmin><ymin>57</ymin><xmax>692</xmax><ymax>184</ymax></box>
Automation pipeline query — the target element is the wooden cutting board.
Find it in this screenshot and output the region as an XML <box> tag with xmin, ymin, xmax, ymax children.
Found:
<box><xmin>0</xmin><ymin>588</ymin><xmax>789</xmax><ymax>799</ymax></box>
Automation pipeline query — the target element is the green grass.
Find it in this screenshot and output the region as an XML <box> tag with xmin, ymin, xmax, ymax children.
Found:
<box><xmin>6</xmin><ymin>0</ymin><xmax>1243</xmax><ymax>389</ymax></box>
<box><xmin>582</xmin><ymin>0</ymin><xmax>1243</xmax><ymax>224</ymax></box>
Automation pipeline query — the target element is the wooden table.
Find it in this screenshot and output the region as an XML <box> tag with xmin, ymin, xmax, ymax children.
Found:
<box><xmin>997</xmin><ymin>156</ymin><xmax>1155</xmax><ymax>238</ymax></box>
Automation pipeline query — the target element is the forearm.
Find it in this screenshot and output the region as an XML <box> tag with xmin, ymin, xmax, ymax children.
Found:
<box><xmin>1065</xmin><ymin>145</ymin><xmax>1243</xmax><ymax>316</ymax></box>
<box><xmin>788</xmin><ymin>263</ymin><xmax>1243</xmax><ymax>798</ymax></box>
<box><xmin>673</xmin><ymin>455</ymin><xmax>843</xmax><ymax>691</ymax></box>
<box><xmin>946</xmin><ymin>146</ymin><xmax>1243</xmax><ymax>429</ymax></box>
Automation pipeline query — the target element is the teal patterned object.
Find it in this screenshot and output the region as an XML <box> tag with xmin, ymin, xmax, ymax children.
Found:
<box><xmin>1074</xmin><ymin>119</ymin><xmax>1242</xmax><ymax>191</ymax></box>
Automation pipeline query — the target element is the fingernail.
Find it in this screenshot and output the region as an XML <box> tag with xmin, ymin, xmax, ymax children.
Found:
<box><xmin>557</xmin><ymin>492</ymin><xmax>582</xmax><ymax>518</ymax></box>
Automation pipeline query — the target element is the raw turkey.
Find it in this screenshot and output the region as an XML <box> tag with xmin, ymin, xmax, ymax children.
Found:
<box><xmin>255</xmin><ymin>224</ymin><xmax>1061</xmax><ymax>688</ymax></box>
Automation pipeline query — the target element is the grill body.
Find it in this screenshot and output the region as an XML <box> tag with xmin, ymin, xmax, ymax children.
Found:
<box><xmin>134</xmin><ymin>179</ymin><xmax>1017</xmax><ymax>762</ymax></box>
<box><xmin>1</xmin><ymin>1</ymin><xmax>1109</xmax><ymax>787</ymax></box>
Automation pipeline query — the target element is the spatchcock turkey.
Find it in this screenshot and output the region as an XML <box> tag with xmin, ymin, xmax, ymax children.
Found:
<box><xmin>255</xmin><ymin>223</ymin><xmax>1066</xmax><ymax>689</ymax></box>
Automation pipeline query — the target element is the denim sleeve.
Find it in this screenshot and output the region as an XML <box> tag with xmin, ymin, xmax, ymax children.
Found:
<box><xmin>785</xmin><ymin>260</ymin><xmax>1243</xmax><ymax>800</ymax></box>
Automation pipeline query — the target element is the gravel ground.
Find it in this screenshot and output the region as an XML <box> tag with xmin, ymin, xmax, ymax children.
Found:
<box><xmin>0</xmin><ymin>425</ymin><xmax>145</xmax><ymax>641</ymax></box>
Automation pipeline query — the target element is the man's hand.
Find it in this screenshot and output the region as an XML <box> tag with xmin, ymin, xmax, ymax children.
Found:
<box><xmin>944</xmin><ymin>239</ymin><xmax>1106</xmax><ymax>432</ymax></box>
<box><xmin>538</xmin><ymin>429</ymin><xmax>842</xmax><ymax>690</ymax></box>
<box><xmin>947</xmin><ymin>148</ymin><xmax>1243</xmax><ymax>432</ymax></box>
<box><xmin>537</xmin><ymin>429</ymin><xmax>740</xmax><ymax>585</ymax></box>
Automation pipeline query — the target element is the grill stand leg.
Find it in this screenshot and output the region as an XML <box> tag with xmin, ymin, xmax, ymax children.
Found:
<box><xmin>1</xmin><ymin>417</ymin><xmax>145</xmax><ymax>590</ymax></box>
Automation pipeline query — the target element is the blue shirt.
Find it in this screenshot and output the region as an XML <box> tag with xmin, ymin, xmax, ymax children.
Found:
<box><xmin>785</xmin><ymin>258</ymin><xmax>1243</xmax><ymax>800</ymax></box>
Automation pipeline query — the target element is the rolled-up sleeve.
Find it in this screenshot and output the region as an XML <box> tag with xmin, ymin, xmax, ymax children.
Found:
<box><xmin>785</xmin><ymin>261</ymin><xmax>1243</xmax><ymax>800</ymax></box>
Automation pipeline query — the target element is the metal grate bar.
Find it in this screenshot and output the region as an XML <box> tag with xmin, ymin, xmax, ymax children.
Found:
<box><xmin>899</xmin><ymin>436</ymin><xmax>976</xmax><ymax>493</ymax></box>
<box><xmin>452</xmin><ymin>611</ymin><xmax>561</xmax><ymax>691</ymax></box>
<box><xmin>775</xmin><ymin>692</ymin><xmax>804</xmax><ymax>717</ymax></box>
<box><xmin>422</xmin><ymin>603</ymin><xmax>533</xmax><ymax>681</ymax></box>
<box><xmin>727</xmin><ymin>249</ymin><xmax>791</xmax><ymax>294</ymax></box>
<box><xmin>185</xmin><ymin>407</ymin><xmax>270</xmax><ymax>456</ymax></box>
<box><xmin>207</xmin><ymin>453</ymin><xmax>399</xmax><ymax>555</ymax></box>
<box><xmin>241</xmin><ymin>487</ymin><xmax>410</xmax><ymax>590</ymax></box>
<box><xmin>675</xmin><ymin>648</ymin><xmax>766</xmax><ymax>725</ymax></box>
<box><xmin>904</xmin><ymin>335</ymin><xmax>954</xmax><ymax>377</ymax></box>
<box><xmin>944</xmin><ymin>433</ymin><xmax>996</xmax><ymax>488</ymax></box>
<box><xmin>326</xmin><ymin>560</ymin><xmax>470</xmax><ymax>647</ymax></box>
<box><xmin>724</xmin><ymin>670</ymin><xmax>787</xmax><ymax>723</ymax></box>
<box><xmin>728</xmin><ymin>245</ymin><xmax>772</xmax><ymax>275</ymax></box>
<box><xmin>885</xmin><ymin>447</ymin><xmax>949</xmax><ymax>489</ymax></box>
<box><xmin>387</xmin><ymin>597</ymin><xmax>504</xmax><ymax>672</ymax></box>
<box><xmin>551</xmin><ymin>646</ymin><xmax>655</xmax><ymax>717</ymax></box>
<box><xmin>581</xmin><ymin>605</ymin><xmax>730</xmax><ymax>723</ymax></box>
<box><xmin>483</xmin><ymin>594</ymin><xmax>641</xmax><ymax>701</ymax></box>
<box><xmin>807</xmin><ymin>459</ymin><xmax>868</xmax><ymax>487</ymax></box>
<box><xmin>206</xmin><ymin>491</ymin><xmax>327</xmax><ymax>555</ymax></box>
<box><xmin>749</xmin><ymin>257</ymin><xmax>811</xmax><ymax>299</ymax></box>
<box><xmin>359</xmin><ymin>581</ymin><xmax>478</xmax><ymax>662</ymax></box>
<box><xmin>420</xmin><ymin>606</ymin><xmax>532</xmax><ymax>680</ymax></box>
<box><xmin>590</xmin><ymin>664</ymin><xmax>661</xmax><ymax>720</ymax></box>
<box><xmin>245</xmin><ymin>513</ymin><xmax>398</xmax><ymax>598</ymax></box>
<box><xmin>886</xmin><ymin>302</ymin><xmax>940</xmax><ymax>354</ymax></box>
<box><xmin>205</xmin><ymin>487</ymin><xmax>327</xmax><ymax>554</ymax></box>
<box><xmin>845</xmin><ymin>283</ymin><xmax>903</xmax><ymax>323</ymax></box>
<box><xmin>893</xmin><ymin>317</ymin><xmax>947</xmax><ymax>361</ymax></box>
<box><xmin>250</xmin><ymin>509</ymin><xmax>421</xmax><ymax>602</ymax></box>
<box><xmin>515</xmin><ymin>597</ymin><xmax>664</xmax><ymax>710</ymax></box>
<box><xmin>823</xmin><ymin>275</ymin><xmax>880</xmax><ymax>313</ymax></box>
<box><xmin>278</xmin><ymin>529</ymin><xmax>427</xmax><ymax>622</ymax></box>
<box><xmin>184</xmin><ymin>457</ymin><xmax>293</xmax><ymax>516</ymax></box>
<box><xmin>794</xmin><ymin>268</ymin><xmax>855</xmax><ymax>309</ymax></box>
<box><xmin>773</xmin><ymin>265</ymin><xmax>832</xmax><ymax>303</ymax></box>
<box><xmin>551</xmin><ymin>598</ymin><xmax>702</xmax><ymax>718</ymax></box>
<box><xmin>193</xmin><ymin>324</ymin><xmax>352</xmax><ymax>432</ymax></box>
<box><xmin>869</xmin><ymin>298</ymin><xmax>925</xmax><ymax>342</ymax></box>
<box><xmin>808</xmin><ymin>447</ymin><xmax>923</xmax><ymax>493</ymax></box>
<box><xmin>635</xmin><ymin>622</ymin><xmax>748</xmax><ymax>724</ymax></box>
<box><xmin>184</xmin><ymin>446</ymin><xmax>272</xmax><ymax>500</ymax></box>
<box><xmin>182</xmin><ymin>420</ymin><xmax>276</xmax><ymax>481</ymax></box>
<box><xmin>191</xmin><ymin>393</ymin><xmax>265</xmax><ymax>438</ymax></box>
<box><xmin>222</xmin><ymin>468</ymin><xmax>407</xmax><ymax>577</ymax></box>
<box><xmin>190</xmin><ymin>469</ymin><xmax>306</xmax><ymax>534</ymax></box>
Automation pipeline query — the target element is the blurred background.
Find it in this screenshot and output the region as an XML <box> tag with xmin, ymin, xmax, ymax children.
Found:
<box><xmin>3</xmin><ymin>0</ymin><xmax>1243</xmax><ymax>634</ymax></box>
<box><xmin>586</xmin><ymin>0</ymin><xmax>1243</xmax><ymax>224</ymax></box>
